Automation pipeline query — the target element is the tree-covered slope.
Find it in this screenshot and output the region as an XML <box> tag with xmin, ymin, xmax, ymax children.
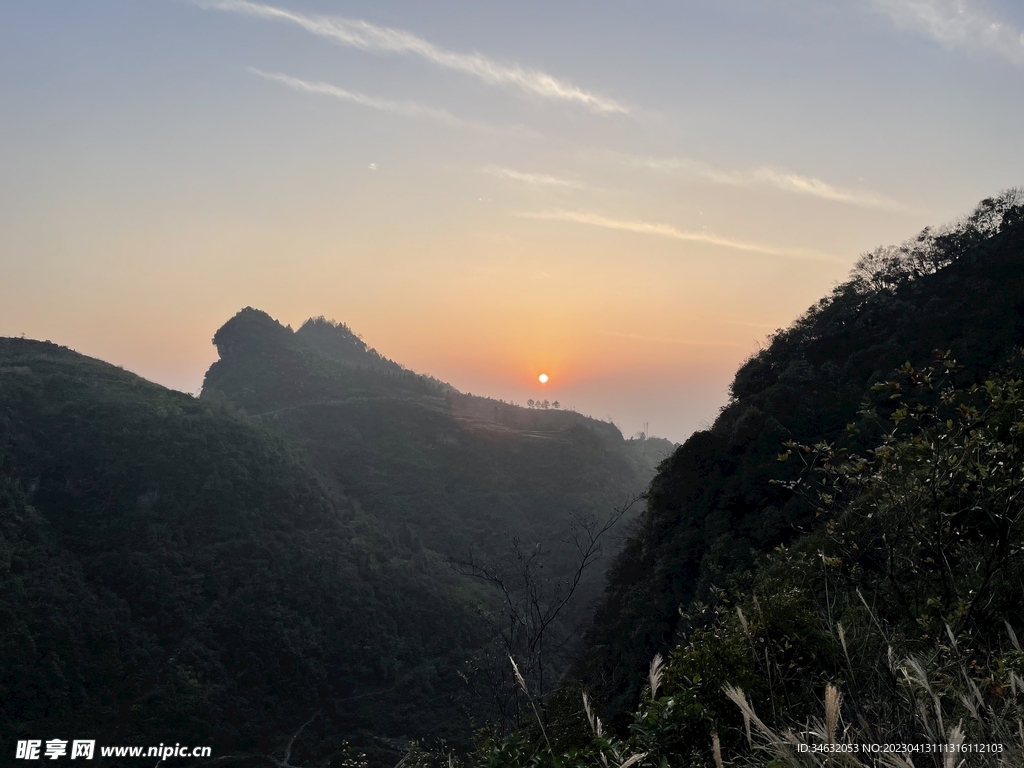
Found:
<box><xmin>0</xmin><ymin>339</ymin><xmax>488</xmax><ymax>765</ymax></box>
<box><xmin>584</xmin><ymin>190</ymin><xmax>1024</xmax><ymax>718</ymax></box>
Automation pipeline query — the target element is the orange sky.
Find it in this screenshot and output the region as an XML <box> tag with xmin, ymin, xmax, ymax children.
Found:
<box><xmin>2</xmin><ymin>1</ymin><xmax>1022</xmax><ymax>440</ymax></box>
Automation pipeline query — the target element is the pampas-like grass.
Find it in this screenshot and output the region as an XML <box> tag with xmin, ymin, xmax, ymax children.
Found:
<box><xmin>824</xmin><ymin>684</ymin><xmax>842</xmax><ymax>745</ymax></box>
<box><xmin>648</xmin><ymin>654</ymin><xmax>665</xmax><ymax>699</ymax></box>
<box><xmin>711</xmin><ymin>731</ymin><xmax>724</xmax><ymax>768</ymax></box>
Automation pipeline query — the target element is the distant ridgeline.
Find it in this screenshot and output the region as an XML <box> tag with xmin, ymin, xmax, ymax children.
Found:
<box><xmin>582</xmin><ymin>189</ymin><xmax>1024</xmax><ymax>720</ymax></box>
<box><xmin>0</xmin><ymin>311</ymin><xmax>670</xmax><ymax>764</ymax></box>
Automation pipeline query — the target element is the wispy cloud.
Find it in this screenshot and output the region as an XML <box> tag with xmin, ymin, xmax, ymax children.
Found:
<box><xmin>249</xmin><ymin>69</ymin><xmax>476</xmax><ymax>127</ymax></box>
<box><xmin>631</xmin><ymin>155</ymin><xmax>912</xmax><ymax>211</ymax></box>
<box><xmin>517</xmin><ymin>209</ymin><xmax>837</xmax><ymax>261</ymax></box>
<box><xmin>872</xmin><ymin>0</ymin><xmax>1024</xmax><ymax>65</ymax></box>
<box><xmin>482</xmin><ymin>166</ymin><xmax>585</xmax><ymax>189</ymax></box>
<box><xmin>205</xmin><ymin>0</ymin><xmax>629</xmax><ymax>114</ymax></box>
<box><xmin>744</xmin><ymin>168</ymin><xmax>910</xmax><ymax>209</ymax></box>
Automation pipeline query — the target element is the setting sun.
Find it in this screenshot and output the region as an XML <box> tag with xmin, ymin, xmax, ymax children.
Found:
<box><xmin>538</xmin><ymin>373</ymin><xmax>549</xmax><ymax>384</ymax></box>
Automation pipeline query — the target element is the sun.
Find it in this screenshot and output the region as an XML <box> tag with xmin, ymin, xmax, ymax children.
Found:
<box><xmin>538</xmin><ymin>373</ymin><xmax>549</xmax><ymax>384</ymax></box>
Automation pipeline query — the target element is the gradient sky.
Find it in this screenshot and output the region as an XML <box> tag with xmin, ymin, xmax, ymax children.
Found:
<box><xmin>2</xmin><ymin>0</ymin><xmax>1022</xmax><ymax>441</ymax></box>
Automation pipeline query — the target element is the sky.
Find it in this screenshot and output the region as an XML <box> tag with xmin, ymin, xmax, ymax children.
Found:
<box><xmin>1</xmin><ymin>0</ymin><xmax>1022</xmax><ymax>442</ymax></box>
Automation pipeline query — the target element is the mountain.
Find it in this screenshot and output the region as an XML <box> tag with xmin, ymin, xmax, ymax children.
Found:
<box><xmin>199</xmin><ymin>309</ymin><xmax>674</xmax><ymax>731</ymax></box>
<box><xmin>0</xmin><ymin>338</ymin><xmax>492</xmax><ymax>765</ymax></box>
<box><xmin>582</xmin><ymin>189</ymin><xmax>1024</xmax><ymax>719</ymax></box>
<box><xmin>0</xmin><ymin>312</ymin><xmax>670</xmax><ymax>765</ymax></box>
<box><xmin>201</xmin><ymin>310</ymin><xmax>668</xmax><ymax>605</ymax></box>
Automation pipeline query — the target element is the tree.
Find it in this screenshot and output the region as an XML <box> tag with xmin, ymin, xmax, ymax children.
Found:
<box><xmin>787</xmin><ymin>353</ymin><xmax>1024</xmax><ymax>637</ymax></box>
<box><xmin>450</xmin><ymin>498</ymin><xmax>642</xmax><ymax>732</ymax></box>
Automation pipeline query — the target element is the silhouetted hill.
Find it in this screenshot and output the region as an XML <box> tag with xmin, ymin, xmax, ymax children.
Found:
<box><xmin>202</xmin><ymin>309</ymin><xmax>666</xmax><ymax>566</ymax></box>
<box><xmin>583</xmin><ymin>189</ymin><xmax>1024</xmax><ymax>719</ymax></box>
<box><xmin>0</xmin><ymin>339</ymin><xmax>490</xmax><ymax>765</ymax></box>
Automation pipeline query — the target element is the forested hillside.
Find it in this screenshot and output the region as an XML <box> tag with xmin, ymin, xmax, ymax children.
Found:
<box><xmin>0</xmin><ymin>340</ymin><xmax>494</xmax><ymax>765</ymax></box>
<box><xmin>582</xmin><ymin>189</ymin><xmax>1024</xmax><ymax>720</ymax></box>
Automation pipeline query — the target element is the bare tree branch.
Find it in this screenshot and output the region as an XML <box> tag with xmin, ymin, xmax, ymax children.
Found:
<box><xmin>447</xmin><ymin>495</ymin><xmax>644</xmax><ymax>730</ymax></box>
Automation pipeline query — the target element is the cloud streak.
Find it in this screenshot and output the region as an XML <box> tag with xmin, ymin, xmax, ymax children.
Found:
<box><xmin>632</xmin><ymin>155</ymin><xmax>912</xmax><ymax>211</ymax></box>
<box><xmin>206</xmin><ymin>0</ymin><xmax>629</xmax><ymax>114</ymax></box>
<box><xmin>249</xmin><ymin>69</ymin><xmax>478</xmax><ymax>127</ymax></box>
<box><xmin>872</xmin><ymin>0</ymin><xmax>1024</xmax><ymax>65</ymax></box>
<box><xmin>482</xmin><ymin>166</ymin><xmax>585</xmax><ymax>189</ymax></box>
<box><xmin>517</xmin><ymin>209</ymin><xmax>837</xmax><ymax>261</ymax></box>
